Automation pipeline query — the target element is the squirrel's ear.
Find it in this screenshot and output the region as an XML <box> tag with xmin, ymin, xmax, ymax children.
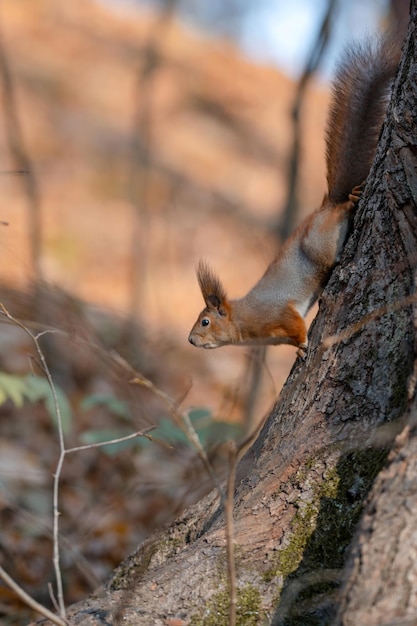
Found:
<box><xmin>197</xmin><ymin>260</ymin><xmax>228</xmax><ymax>315</ymax></box>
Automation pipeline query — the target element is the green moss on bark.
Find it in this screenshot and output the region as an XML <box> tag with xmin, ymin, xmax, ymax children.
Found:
<box><xmin>269</xmin><ymin>447</ymin><xmax>390</xmax><ymax>625</ymax></box>
<box><xmin>191</xmin><ymin>583</ymin><xmax>263</xmax><ymax>626</ymax></box>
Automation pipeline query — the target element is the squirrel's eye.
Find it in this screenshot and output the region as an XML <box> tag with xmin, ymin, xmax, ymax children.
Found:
<box><xmin>201</xmin><ymin>318</ymin><xmax>210</xmax><ymax>327</ymax></box>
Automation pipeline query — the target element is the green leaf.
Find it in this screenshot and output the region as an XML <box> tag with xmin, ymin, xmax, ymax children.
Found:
<box><xmin>144</xmin><ymin>408</ymin><xmax>243</xmax><ymax>450</ymax></box>
<box><xmin>23</xmin><ymin>375</ymin><xmax>51</xmax><ymax>402</ymax></box>
<box><xmin>148</xmin><ymin>417</ymin><xmax>189</xmax><ymax>446</ymax></box>
<box><xmin>188</xmin><ymin>407</ymin><xmax>212</xmax><ymax>421</ymax></box>
<box><xmin>80</xmin><ymin>394</ymin><xmax>132</xmax><ymax>420</ymax></box>
<box><xmin>203</xmin><ymin>421</ymin><xmax>243</xmax><ymax>447</ymax></box>
<box><xmin>0</xmin><ymin>372</ymin><xmax>72</xmax><ymax>434</ymax></box>
<box><xmin>23</xmin><ymin>375</ymin><xmax>72</xmax><ymax>435</ymax></box>
<box><xmin>44</xmin><ymin>387</ymin><xmax>72</xmax><ymax>435</ymax></box>
<box><xmin>0</xmin><ymin>372</ymin><xmax>29</xmax><ymax>408</ymax></box>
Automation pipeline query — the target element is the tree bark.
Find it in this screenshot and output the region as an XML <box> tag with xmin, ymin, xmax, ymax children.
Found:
<box><xmin>333</xmin><ymin>9</ymin><xmax>417</xmax><ymax>621</ymax></box>
<box><xmin>50</xmin><ymin>6</ymin><xmax>417</xmax><ymax>626</ymax></box>
<box><xmin>334</xmin><ymin>410</ymin><xmax>417</xmax><ymax>626</ymax></box>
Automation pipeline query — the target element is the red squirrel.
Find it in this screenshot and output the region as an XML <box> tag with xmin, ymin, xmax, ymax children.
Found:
<box><xmin>188</xmin><ymin>37</ymin><xmax>400</xmax><ymax>356</ymax></box>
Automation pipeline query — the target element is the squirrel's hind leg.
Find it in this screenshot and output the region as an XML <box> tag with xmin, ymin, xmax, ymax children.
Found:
<box><xmin>348</xmin><ymin>181</ymin><xmax>365</xmax><ymax>204</ymax></box>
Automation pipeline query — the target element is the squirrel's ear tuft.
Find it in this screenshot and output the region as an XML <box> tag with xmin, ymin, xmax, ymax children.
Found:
<box><xmin>197</xmin><ymin>260</ymin><xmax>228</xmax><ymax>312</ymax></box>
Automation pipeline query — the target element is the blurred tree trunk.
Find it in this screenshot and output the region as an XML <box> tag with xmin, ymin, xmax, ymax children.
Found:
<box><xmin>54</xmin><ymin>5</ymin><xmax>417</xmax><ymax>626</ymax></box>
<box><xmin>0</xmin><ymin>23</ymin><xmax>42</xmax><ymax>283</ymax></box>
<box><xmin>278</xmin><ymin>0</ymin><xmax>336</xmax><ymax>241</ymax></box>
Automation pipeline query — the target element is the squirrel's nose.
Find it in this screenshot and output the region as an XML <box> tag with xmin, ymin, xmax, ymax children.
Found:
<box><xmin>188</xmin><ymin>335</ymin><xmax>195</xmax><ymax>345</ymax></box>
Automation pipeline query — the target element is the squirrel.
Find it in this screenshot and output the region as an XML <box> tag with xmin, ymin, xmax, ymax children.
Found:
<box><xmin>188</xmin><ymin>36</ymin><xmax>401</xmax><ymax>357</ymax></box>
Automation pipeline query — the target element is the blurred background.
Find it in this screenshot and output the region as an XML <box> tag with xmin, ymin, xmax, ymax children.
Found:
<box><xmin>0</xmin><ymin>0</ymin><xmax>405</xmax><ymax>622</ymax></box>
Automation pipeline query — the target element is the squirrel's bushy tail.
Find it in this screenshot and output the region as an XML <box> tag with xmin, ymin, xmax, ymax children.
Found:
<box><xmin>326</xmin><ymin>33</ymin><xmax>402</xmax><ymax>204</ymax></box>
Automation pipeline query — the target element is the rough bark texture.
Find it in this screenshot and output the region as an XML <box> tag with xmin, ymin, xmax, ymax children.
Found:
<box><xmin>50</xmin><ymin>7</ymin><xmax>417</xmax><ymax>626</ymax></box>
<box><xmin>334</xmin><ymin>413</ymin><xmax>417</xmax><ymax>626</ymax></box>
<box><xmin>333</xmin><ymin>10</ymin><xmax>417</xmax><ymax>625</ymax></box>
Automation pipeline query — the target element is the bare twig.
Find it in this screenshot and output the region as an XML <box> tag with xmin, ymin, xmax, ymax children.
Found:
<box><xmin>242</xmin><ymin>346</ymin><xmax>268</xmax><ymax>433</ymax></box>
<box><xmin>0</xmin><ymin>304</ymin><xmax>157</xmax><ymax>621</ymax></box>
<box><xmin>225</xmin><ymin>441</ymin><xmax>238</xmax><ymax>626</ymax></box>
<box><xmin>0</xmin><ymin>481</ymin><xmax>100</xmax><ymax>591</ymax></box>
<box><xmin>47</xmin><ymin>582</ymin><xmax>61</xmax><ymax>615</ymax></box>
<box><xmin>127</xmin><ymin>0</ymin><xmax>178</xmax><ymax>345</ymax></box>
<box><xmin>0</xmin><ymin>565</ymin><xmax>67</xmax><ymax>626</ymax></box>
<box><xmin>65</xmin><ymin>427</ymin><xmax>155</xmax><ymax>454</ymax></box>
<box><xmin>0</xmin><ymin>303</ymin><xmax>66</xmax><ymax>617</ymax></box>
<box><xmin>0</xmin><ymin>300</ymin><xmax>254</xmax><ymax>622</ymax></box>
<box><xmin>222</xmin><ymin>423</ymin><xmax>269</xmax><ymax>625</ymax></box>
<box><xmin>279</xmin><ymin>0</ymin><xmax>337</xmax><ymax>240</ymax></box>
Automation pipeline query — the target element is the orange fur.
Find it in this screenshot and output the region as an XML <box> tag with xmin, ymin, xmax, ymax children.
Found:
<box><xmin>188</xmin><ymin>35</ymin><xmax>401</xmax><ymax>356</ymax></box>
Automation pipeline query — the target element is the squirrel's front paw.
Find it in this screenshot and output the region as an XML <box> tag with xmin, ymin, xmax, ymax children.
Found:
<box><xmin>296</xmin><ymin>342</ymin><xmax>308</xmax><ymax>360</ymax></box>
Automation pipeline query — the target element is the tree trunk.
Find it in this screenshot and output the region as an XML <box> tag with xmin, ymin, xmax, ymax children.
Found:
<box><xmin>334</xmin><ymin>407</ymin><xmax>417</xmax><ymax>626</ymax></box>
<box><xmin>55</xmin><ymin>7</ymin><xmax>417</xmax><ymax>626</ymax></box>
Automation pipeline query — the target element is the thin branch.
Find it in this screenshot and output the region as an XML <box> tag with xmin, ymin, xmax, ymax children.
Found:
<box><xmin>0</xmin><ymin>303</ymin><xmax>66</xmax><ymax>617</ymax></box>
<box><xmin>225</xmin><ymin>441</ymin><xmax>238</xmax><ymax>626</ymax></box>
<box><xmin>47</xmin><ymin>582</ymin><xmax>61</xmax><ymax>615</ymax></box>
<box><xmin>65</xmin><ymin>427</ymin><xmax>156</xmax><ymax>454</ymax></box>
<box><xmin>278</xmin><ymin>0</ymin><xmax>337</xmax><ymax>240</ymax></box>
<box><xmin>0</xmin><ymin>306</ymin><xmax>158</xmax><ymax>622</ymax></box>
<box><xmin>127</xmin><ymin>0</ymin><xmax>178</xmax><ymax>341</ymax></box>
<box><xmin>0</xmin><ymin>565</ymin><xmax>67</xmax><ymax>626</ymax></box>
<box><xmin>52</xmin><ymin>451</ymin><xmax>66</xmax><ymax>617</ymax></box>
<box><xmin>0</xmin><ymin>302</ymin><xmax>241</xmax><ymax>621</ymax></box>
<box><xmin>241</xmin><ymin>346</ymin><xmax>268</xmax><ymax>433</ymax></box>
<box><xmin>222</xmin><ymin>422</ymin><xmax>269</xmax><ymax>625</ymax></box>
<box><xmin>0</xmin><ymin>481</ymin><xmax>100</xmax><ymax>591</ymax></box>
